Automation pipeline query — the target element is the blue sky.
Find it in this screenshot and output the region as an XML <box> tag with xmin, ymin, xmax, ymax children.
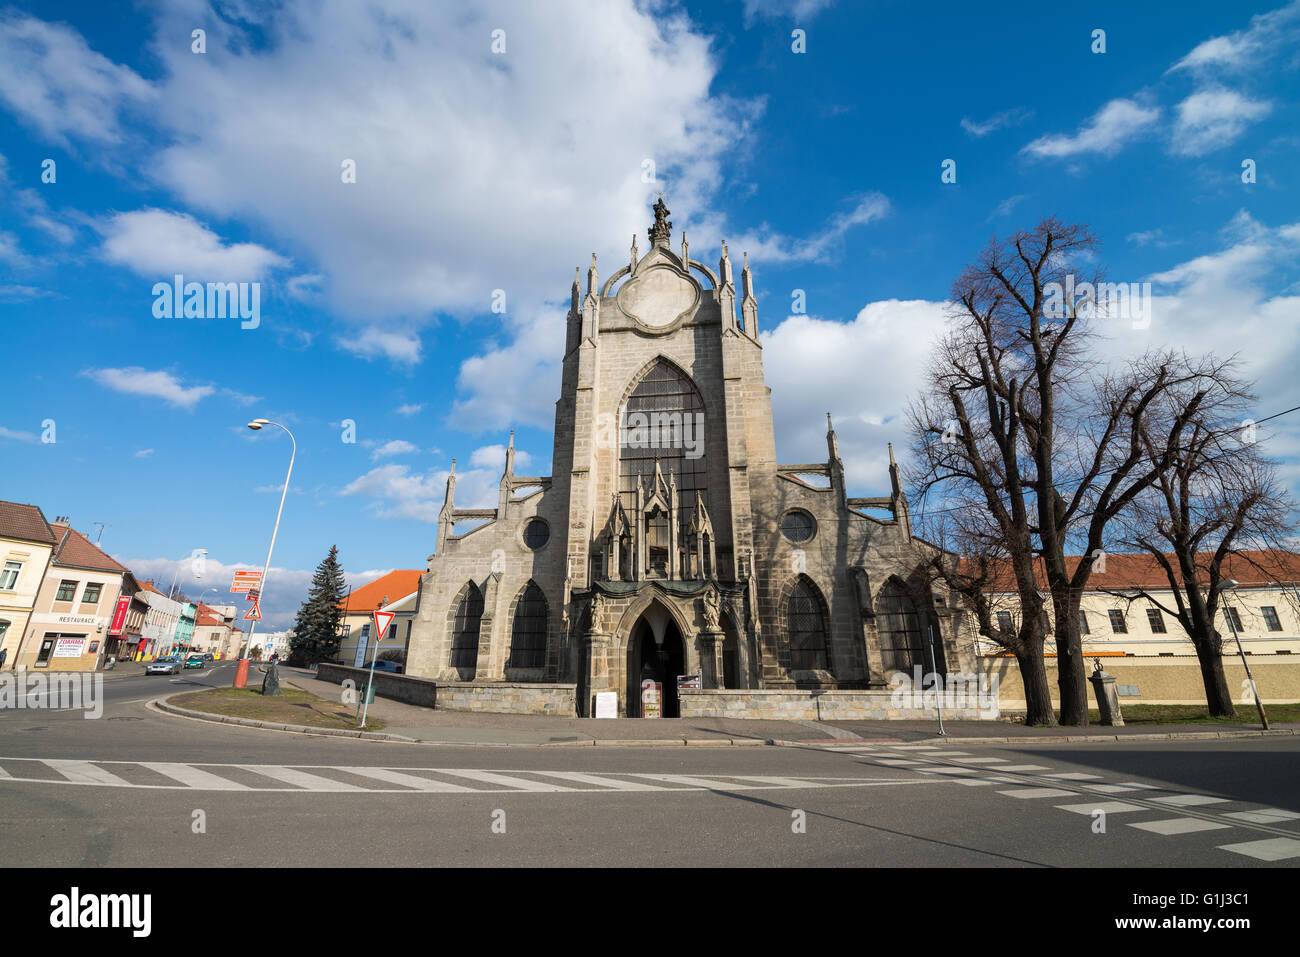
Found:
<box><xmin>2</xmin><ymin>0</ymin><xmax>1298</xmax><ymax>627</ymax></box>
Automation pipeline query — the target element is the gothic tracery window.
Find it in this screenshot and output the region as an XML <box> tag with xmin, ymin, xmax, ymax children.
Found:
<box><xmin>787</xmin><ymin>576</ymin><xmax>830</xmax><ymax>672</ymax></box>
<box><xmin>449</xmin><ymin>582</ymin><xmax>483</xmax><ymax>670</ymax></box>
<box><xmin>508</xmin><ymin>582</ymin><xmax>547</xmax><ymax>669</ymax></box>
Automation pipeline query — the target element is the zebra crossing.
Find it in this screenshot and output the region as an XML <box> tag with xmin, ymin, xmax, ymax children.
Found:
<box><xmin>0</xmin><ymin>756</ymin><xmax>933</xmax><ymax>796</ymax></box>
<box><xmin>801</xmin><ymin>738</ymin><xmax>1300</xmax><ymax>863</ymax></box>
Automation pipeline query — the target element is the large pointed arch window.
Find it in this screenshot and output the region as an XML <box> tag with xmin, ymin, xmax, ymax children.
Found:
<box><xmin>508</xmin><ymin>583</ymin><xmax>547</xmax><ymax>669</ymax></box>
<box><xmin>877</xmin><ymin>579</ymin><xmax>928</xmax><ymax>673</ymax></box>
<box><xmin>618</xmin><ymin>359</ymin><xmax>707</xmax><ymax>570</ymax></box>
<box><xmin>449</xmin><ymin>582</ymin><xmax>484</xmax><ymax>670</ymax></box>
<box><xmin>787</xmin><ymin>576</ymin><xmax>830</xmax><ymax>671</ymax></box>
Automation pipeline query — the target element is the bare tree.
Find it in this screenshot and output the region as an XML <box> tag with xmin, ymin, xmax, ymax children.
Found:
<box><xmin>907</xmin><ymin>219</ymin><xmax>1219</xmax><ymax>725</ymax></box>
<box><xmin>1103</xmin><ymin>370</ymin><xmax>1297</xmax><ymax>716</ymax></box>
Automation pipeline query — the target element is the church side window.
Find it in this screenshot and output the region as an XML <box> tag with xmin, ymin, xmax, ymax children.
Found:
<box><xmin>450</xmin><ymin>583</ymin><xmax>484</xmax><ymax>669</ymax></box>
<box><xmin>787</xmin><ymin>576</ymin><xmax>829</xmax><ymax>671</ymax></box>
<box><xmin>508</xmin><ymin>583</ymin><xmax>547</xmax><ymax>669</ymax></box>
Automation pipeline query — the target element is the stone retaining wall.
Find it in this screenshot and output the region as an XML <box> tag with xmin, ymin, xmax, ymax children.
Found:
<box><xmin>678</xmin><ymin>688</ymin><xmax>995</xmax><ymax>720</ymax></box>
<box><xmin>435</xmin><ymin>681</ymin><xmax>577</xmax><ymax>716</ymax></box>
<box><xmin>316</xmin><ymin>663</ymin><xmax>438</xmax><ymax>708</ymax></box>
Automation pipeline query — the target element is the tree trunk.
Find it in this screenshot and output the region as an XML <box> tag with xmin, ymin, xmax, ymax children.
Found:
<box><xmin>1194</xmin><ymin>646</ymin><xmax>1236</xmax><ymax>718</ymax></box>
<box><xmin>1055</xmin><ymin>609</ymin><xmax>1089</xmax><ymax>726</ymax></box>
<box><xmin>1017</xmin><ymin>646</ymin><xmax>1057</xmax><ymax>727</ymax></box>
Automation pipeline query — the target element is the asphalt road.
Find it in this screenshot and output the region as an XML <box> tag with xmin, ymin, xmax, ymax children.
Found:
<box><xmin>2</xmin><ymin>663</ymin><xmax>1298</xmax><ymax>867</ymax></box>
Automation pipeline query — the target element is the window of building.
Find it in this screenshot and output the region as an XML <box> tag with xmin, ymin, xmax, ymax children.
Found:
<box><xmin>1225</xmin><ymin>606</ymin><xmax>1244</xmax><ymax>632</ymax></box>
<box><xmin>81</xmin><ymin>583</ymin><xmax>102</xmax><ymax>604</ymax></box>
<box><xmin>449</xmin><ymin>583</ymin><xmax>484</xmax><ymax>670</ymax></box>
<box><xmin>1261</xmin><ymin>606</ymin><xmax>1282</xmax><ymax>632</ymax></box>
<box><xmin>1077</xmin><ymin>610</ymin><xmax>1090</xmax><ymax>635</ymax></box>
<box><xmin>522</xmin><ymin>519</ymin><xmax>549</xmax><ymax>550</ymax></box>
<box><xmin>0</xmin><ymin>561</ymin><xmax>21</xmax><ymax>590</ymax></box>
<box><xmin>55</xmin><ymin>580</ymin><xmax>77</xmax><ymax>602</ymax></box>
<box><xmin>1146</xmin><ymin>608</ymin><xmax>1166</xmax><ymax>633</ymax></box>
<box><xmin>1108</xmin><ymin>609</ymin><xmax>1127</xmax><ymax>634</ymax></box>
<box><xmin>508</xmin><ymin>583</ymin><xmax>547</xmax><ymax>669</ymax></box>
<box><xmin>786</xmin><ymin>576</ymin><xmax>829</xmax><ymax>672</ymax></box>
<box><xmin>878</xmin><ymin>579</ymin><xmax>936</xmax><ymax>674</ymax></box>
<box><xmin>618</xmin><ymin>360</ymin><xmax>707</xmax><ymax>573</ymax></box>
<box><xmin>780</xmin><ymin>510</ymin><xmax>816</xmax><ymax>544</ymax></box>
<box><xmin>996</xmin><ymin>611</ymin><xmax>1013</xmax><ymax>632</ymax></box>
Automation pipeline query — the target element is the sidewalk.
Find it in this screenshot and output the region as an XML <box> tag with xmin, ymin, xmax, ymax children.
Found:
<box><xmin>279</xmin><ymin>668</ymin><xmax>1298</xmax><ymax>747</ymax></box>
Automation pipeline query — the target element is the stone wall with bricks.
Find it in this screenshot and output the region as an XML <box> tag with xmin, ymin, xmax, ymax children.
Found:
<box><xmin>678</xmin><ymin>688</ymin><xmax>994</xmax><ymax>720</ymax></box>
<box><xmin>982</xmin><ymin>654</ymin><xmax>1300</xmax><ymax>709</ymax></box>
<box><xmin>433</xmin><ymin>681</ymin><xmax>577</xmax><ymax>715</ymax></box>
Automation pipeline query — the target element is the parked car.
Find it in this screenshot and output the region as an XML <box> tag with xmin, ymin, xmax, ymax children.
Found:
<box><xmin>369</xmin><ymin>659</ymin><xmax>404</xmax><ymax>674</ymax></box>
<box><xmin>203</xmin><ymin>653</ymin><xmax>214</xmax><ymax>661</ymax></box>
<box><xmin>147</xmin><ymin>657</ymin><xmax>182</xmax><ymax>675</ymax></box>
<box><xmin>184</xmin><ymin>655</ymin><xmax>206</xmax><ymax>669</ymax></box>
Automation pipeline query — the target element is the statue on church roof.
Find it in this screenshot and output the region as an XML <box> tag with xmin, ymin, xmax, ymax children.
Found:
<box><xmin>649</xmin><ymin>197</ymin><xmax>672</xmax><ymax>247</ymax></box>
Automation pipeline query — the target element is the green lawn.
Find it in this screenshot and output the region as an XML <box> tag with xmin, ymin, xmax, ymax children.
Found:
<box><xmin>170</xmin><ymin>685</ymin><xmax>386</xmax><ymax>731</ymax></box>
<box><xmin>1093</xmin><ymin>703</ymin><xmax>1300</xmax><ymax>725</ymax></box>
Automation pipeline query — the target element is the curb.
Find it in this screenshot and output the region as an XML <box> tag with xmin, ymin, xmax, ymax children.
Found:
<box><xmin>771</xmin><ymin>728</ymin><xmax>1297</xmax><ymax>747</ymax></box>
<box><xmin>152</xmin><ymin>695</ymin><xmax>777</xmax><ymax>748</ymax></box>
<box><xmin>152</xmin><ymin>695</ymin><xmax>418</xmax><ymax>742</ymax></box>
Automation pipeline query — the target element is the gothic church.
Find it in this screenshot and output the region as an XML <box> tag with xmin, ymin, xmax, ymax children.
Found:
<box><xmin>406</xmin><ymin>201</ymin><xmax>968</xmax><ymax>717</ymax></box>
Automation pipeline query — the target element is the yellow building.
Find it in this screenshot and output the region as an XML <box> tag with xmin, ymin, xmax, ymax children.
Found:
<box><xmin>338</xmin><ymin>569</ymin><xmax>422</xmax><ymax>667</ymax></box>
<box><xmin>974</xmin><ymin>550</ymin><xmax>1300</xmax><ymax>658</ymax></box>
<box><xmin>0</xmin><ymin>501</ymin><xmax>59</xmax><ymax>669</ymax></box>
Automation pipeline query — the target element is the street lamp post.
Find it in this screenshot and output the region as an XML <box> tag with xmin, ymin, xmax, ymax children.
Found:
<box><xmin>192</xmin><ymin>587</ymin><xmax>219</xmax><ymax>659</ymax></box>
<box><xmin>1223</xmin><ymin>579</ymin><xmax>1269</xmax><ymax>730</ymax></box>
<box><xmin>234</xmin><ymin>419</ymin><xmax>296</xmax><ymax>689</ymax></box>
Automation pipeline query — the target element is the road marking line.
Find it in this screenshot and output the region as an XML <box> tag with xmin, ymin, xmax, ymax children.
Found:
<box><xmin>1056</xmin><ymin>801</ymin><xmax>1147</xmax><ymax>815</ymax></box>
<box><xmin>1217</xmin><ymin>837</ymin><xmax>1300</xmax><ymax>861</ymax></box>
<box><xmin>1087</xmin><ymin>783</ymin><xmax>1154</xmax><ymax>793</ymax></box>
<box><xmin>1128</xmin><ymin>817</ymin><xmax>1233</xmax><ymax>835</ymax></box>
<box><xmin>998</xmin><ymin>787</ymin><xmax>1078</xmax><ymax>799</ymax></box>
<box><xmin>528</xmin><ymin>771</ymin><xmax>675</xmax><ymax>791</ymax></box>
<box><xmin>729</xmin><ymin>776</ymin><xmax>828</xmax><ymax>789</ymax></box>
<box><xmin>435</xmin><ymin>769</ymin><xmax>579</xmax><ymax>791</ymax></box>
<box><xmin>1223</xmin><ymin>809</ymin><xmax>1300</xmax><ymax>824</ymax></box>
<box><xmin>994</xmin><ymin>764</ymin><xmax>1050</xmax><ymax>772</ymax></box>
<box><xmin>874</xmin><ymin>758</ymin><xmax>930</xmax><ymax>766</ymax></box>
<box><xmin>890</xmin><ymin>745</ymin><xmax>940</xmax><ymax>750</ymax></box>
<box><xmin>240</xmin><ymin>765</ymin><xmax>368</xmax><ymax>792</ymax></box>
<box><xmin>1046</xmin><ymin>772</ymin><xmax>1103</xmax><ymax>780</ymax></box>
<box><xmin>954</xmin><ymin>779</ymin><xmax>997</xmax><ymax>786</ymax></box>
<box><xmin>1148</xmin><ymin>794</ymin><xmax>1229</xmax><ymax>807</ymax></box>
<box><xmin>959</xmin><ymin>757</ymin><xmax>1009</xmax><ymax>764</ymax></box>
<box><xmin>141</xmin><ymin>763</ymin><xmax>250</xmax><ymax>790</ymax></box>
<box><xmin>44</xmin><ymin>760</ymin><xmax>133</xmax><ymax>786</ymax></box>
<box><xmin>0</xmin><ymin>765</ymin><xmax>10</xmax><ymax>780</ymax></box>
<box><xmin>632</xmin><ymin>773</ymin><xmax>759</xmax><ymax>790</ymax></box>
<box><xmin>922</xmin><ymin>767</ymin><xmax>983</xmax><ymax>775</ymax></box>
<box><xmin>922</xmin><ymin>751</ymin><xmax>971</xmax><ymax>756</ymax></box>
<box><xmin>339</xmin><ymin>767</ymin><xmax>478</xmax><ymax>791</ymax></box>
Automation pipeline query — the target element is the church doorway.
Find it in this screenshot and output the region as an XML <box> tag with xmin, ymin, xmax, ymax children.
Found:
<box><xmin>627</xmin><ymin>611</ymin><xmax>685</xmax><ymax>717</ymax></box>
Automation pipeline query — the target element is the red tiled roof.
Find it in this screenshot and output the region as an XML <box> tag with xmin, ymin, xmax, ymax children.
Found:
<box><xmin>48</xmin><ymin>523</ymin><xmax>130</xmax><ymax>575</ymax></box>
<box><xmin>338</xmin><ymin>570</ymin><xmax>423</xmax><ymax>612</ymax></box>
<box><xmin>0</xmin><ymin>500</ymin><xmax>56</xmax><ymax>545</ymax></box>
<box><xmin>972</xmin><ymin>549</ymin><xmax>1300</xmax><ymax>593</ymax></box>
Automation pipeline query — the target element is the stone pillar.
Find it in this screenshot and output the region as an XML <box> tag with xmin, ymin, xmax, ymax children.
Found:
<box><xmin>697</xmin><ymin>630</ymin><xmax>724</xmax><ymax>688</ymax></box>
<box><xmin>1089</xmin><ymin>659</ymin><xmax>1125</xmax><ymax>727</ymax></box>
<box><xmin>585</xmin><ymin>631</ymin><xmax>612</xmax><ymax>715</ymax></box>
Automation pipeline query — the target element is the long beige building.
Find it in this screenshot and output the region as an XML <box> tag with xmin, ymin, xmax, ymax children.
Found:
<box><xmin>0</xmin><ymin>501</ymin><xmax>59</xmax><ymax>669</ymax></box>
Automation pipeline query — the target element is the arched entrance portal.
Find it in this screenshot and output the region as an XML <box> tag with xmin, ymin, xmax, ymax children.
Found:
<box><xmin>627</xmin><ymin>608</ymin><xmax>686</xmax><ymax>718</ymax></box>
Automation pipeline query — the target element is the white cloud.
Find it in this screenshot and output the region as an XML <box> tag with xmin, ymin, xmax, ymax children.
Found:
<box><xmin>1170</xmin><ymin>89</ymin><xmax>1272</xmax><ymax>156</ymax></box>
<box><xmin>0</xmin><ymin>283</ymin><xmax>52</xmax><ymax>300</ymax></box>
<box><xmin>961</xmin><ymin>107</ymin><xmax>1033</xmax><ymax>137</ymax></box>
<box><xmin>99</xmin><ymin>208</ymin><xmax>289</xmax><ymax>279</ymax></box>
<box><xmin>395</xmin><ymin>403</ymin><xmax>423</xmax><ymax>416</ymax></box>
<box><xmin>1022</xmin><ymin>99</ymin><xmax>1160</xmax><ymax>159</ymax></box>
<box><xmin>0</xmin><ymin>11</ymin><xmax>154</xmax><ymax>146</ymax></box>
<box><xmin>134</xmin><ymin>448</ymin><xmax>154</xmax><ymax>458</ymax></box>
<box><xmin>80</xmin><ymin>367</ymin><xmax>215</xmax><ymax>410</ymax></box>
<box><xmin>371</xmin><ymin>439</ymin><xmax>419</xmax><ymax>461</ymax></box>
<box><xmin>470</xmin><ymin>443</ymin><xmax>532</xmax><ymax>470</ymax></box>
<box><xmin>450</xmin><ymin>305</ymin><xmax>566</xmax><ymax>431</ymax></box>
<box><xmin>760</xmin><ymin>299</ymin><xmax>949</xmax><ymax>491</ymax></box>
<box><xmin>987</xmin><ymin>194</ymin><xmax>1029</xmax><ymax>221</ymax></box>
<box><xmin>343</xmin><ymin>327</ymin><xmax>424</xmax><ymax>366</ymax></box>
<box><xmin>1169</xmin><ymin>1</ymin><xmax>1300</xmax><ymax>73</ymax></box>
<box><xmin>0</xmin><ymin>425</ymin><xmax>38</xmax><ymax>443</ymax></box>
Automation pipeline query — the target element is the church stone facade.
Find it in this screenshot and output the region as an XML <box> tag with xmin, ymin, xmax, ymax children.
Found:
<box><xmin>406</xmin><ymin>201</ymin><xmax>970</xmax><ymax>717</ymax></box>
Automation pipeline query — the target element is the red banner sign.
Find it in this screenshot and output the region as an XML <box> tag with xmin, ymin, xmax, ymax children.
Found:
<box><xmin>108</xmin><ymin>595</ymin><xmax>131</xmax><ymax>635</ymax></box>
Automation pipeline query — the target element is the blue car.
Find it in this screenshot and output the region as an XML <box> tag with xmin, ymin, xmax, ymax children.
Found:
<box><xmin>368</xmin><ymin>660</ymin><xmax>404</xmax><ymax>674</ymax></box>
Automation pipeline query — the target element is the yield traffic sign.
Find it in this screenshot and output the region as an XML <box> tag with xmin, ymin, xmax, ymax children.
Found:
<box><xmin>373</xmin><ymin>610</ymin><xmax>394</xmax><ymax>641</ymax></box>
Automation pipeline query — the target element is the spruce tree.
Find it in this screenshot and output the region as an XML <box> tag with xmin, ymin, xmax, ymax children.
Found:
<box><xmin>289</xmin><ymin>545</ymin><xmax>346</xmax><ymax>665</ymax></box>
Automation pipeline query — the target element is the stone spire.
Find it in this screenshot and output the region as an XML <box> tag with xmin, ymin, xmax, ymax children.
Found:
<box><xmin>648</xmin><ymin>197</ymin><xmax>672</xmax><ymax>247</ymax></box>
<box><xmin>630</xmin><ymin>233</ymin><xmax>639</xmax><ymax>273</ymax></box>
<box><xmin>586</xmin><ymin>253</ymin><xmax>598</xmax><ymax>297</ymax></box>
<box><xmin>741</xmin><ymin>249</ymin><xmax>758</xmax><ymax>334</ymax></box>
<box><xmin>444</xmin><ymin>457</ymin><xmax>457</xmax><ymax>508</ymax></box>
<box><xmin>826</xmin><ymin>413</ymin><xmax>840</xmax><ymax>462</ymax></box>
<box><xmin>504</xmin><ymin>429</ymin><xmax>515</xmax><ymax>478</ymax></box>
<box><xmin>681</xmin><ymin>231</ymin><xmax>689</xmax><ymax>265</ymax></box>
